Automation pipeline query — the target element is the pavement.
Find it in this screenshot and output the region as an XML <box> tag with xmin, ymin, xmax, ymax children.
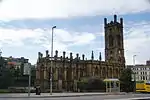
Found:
<box><xmin>0</xmin><ymin>92</ymin><xmax>125</xmax><ymax>98</ymax></box>
<box><xmin>0</xmin><ymin>92</ymin><xmax>150</xmax><ymax>100</ymax></box>
<box><xmin>0</xmin><ymin>93</ymin><xmax>150</xmax><ymax>100</ymax></box>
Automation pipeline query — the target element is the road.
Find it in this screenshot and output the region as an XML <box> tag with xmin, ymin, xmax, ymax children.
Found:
<box><xmin>0</xmin><ymin>93</ymin><xmax>150</xmax><ymax>100</ymax></box>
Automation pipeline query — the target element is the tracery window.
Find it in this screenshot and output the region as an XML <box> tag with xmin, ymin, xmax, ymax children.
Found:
<box><xmin>109</xmin><ymin>35</ymin><xmax>113</xmax><ymax>47</ymax></box>
<box><xmin>117</xmin><ymin>35</ymin><xmax>121</xmax><ymax>46</ymax></box>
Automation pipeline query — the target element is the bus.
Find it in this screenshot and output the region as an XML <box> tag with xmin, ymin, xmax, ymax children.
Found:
<box><xmin>136</xmin><ymin>80</ymin><xmax>150</xmax><ymax>93</ymax></box>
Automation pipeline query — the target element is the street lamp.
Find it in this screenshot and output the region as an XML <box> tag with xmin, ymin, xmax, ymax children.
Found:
<box><xmin>132</xmin><ymin>55</ymin><xmax>137</xmax><ymax>93</ymax></box>
<box><xmin>50</xmin><ymin>26</ymin><xmax>56</xmax><ymax>95</ymax></box>
<box><xmin>133</xmin><ymin>55</ymin><xmax>137</xmax><ymax>66</ymax></box>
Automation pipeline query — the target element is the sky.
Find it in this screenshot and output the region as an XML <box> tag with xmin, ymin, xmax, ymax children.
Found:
<box><xmin>0</xmin><ymin>0</ymin><xmax>150</xmax><ymax>65</ymax></box>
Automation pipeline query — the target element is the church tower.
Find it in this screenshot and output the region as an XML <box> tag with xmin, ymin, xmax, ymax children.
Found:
<box><xmin>104</xmin><ymin>15</ymin><xmax>125</xmax><ymax>64</ymax></box>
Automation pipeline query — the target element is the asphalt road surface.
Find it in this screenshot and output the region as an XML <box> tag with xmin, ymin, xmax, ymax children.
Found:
<box><xmin>1</xmin><ymin>93</ymin><xmax>150</xmax><ymax>100</ymax></box>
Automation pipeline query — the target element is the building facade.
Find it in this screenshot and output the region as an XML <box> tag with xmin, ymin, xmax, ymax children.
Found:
<box><xmin>3</xmin><ymin>56</ymin><xmax>30</xmax><ymax>75</ymax></box>
<box><xmin>127</xmin><ymin>60</ymin><xmax>150</xmax><ymax>81</ymax></box>
<box><xmin>36</xmin><ymin>15</ymin><xmax>125</xmax><ymax>92</ymax></box>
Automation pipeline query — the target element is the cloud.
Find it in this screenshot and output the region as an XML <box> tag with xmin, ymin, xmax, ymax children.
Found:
<box><xmin>124</xmin><ymin>21</ymin><xmax>150</xmax><ymax>65</ymax></box>
<box><xmin>0</xmin><ymin>26</ymin><xmax>96</xmax><ymax>51</ymax></box>
<box><xmin>0</xmin><ymin>28</ymin><xmax>44</xmax><ymax>46</ymax></box>
<box><xmin>0</xmin><ymin>0</ymin><xmax>149</xmax><ymax>20</ymax></box>
<box><xmin>35</xmin><ymin>29</ymin><xmax>96</xmax><ymax>50</ymax></box>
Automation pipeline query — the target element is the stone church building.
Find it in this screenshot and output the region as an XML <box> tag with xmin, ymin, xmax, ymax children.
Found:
<box><xmin>36</xmin><ymin>15</ymin><xmax>125</xmax><ymax>92</ymax></box>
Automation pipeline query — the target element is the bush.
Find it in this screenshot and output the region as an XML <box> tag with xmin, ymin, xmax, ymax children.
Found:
<box><xmin>0</xmin><ymin>89</ymin><xmax>10</xmax><ymax>93</ymax></box>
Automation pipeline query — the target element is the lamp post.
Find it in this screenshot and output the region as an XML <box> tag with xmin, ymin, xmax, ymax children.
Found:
<box><xmin>50</xmin><ymin>26</ymin><xmax>56</xmax><ymax>95</ymax></box>
<box><xmin>133</xmin><ymin>55</ymin><xmax>137</xmax><ymax>66</ymax></box>
<box><xmin>132</xmin><ymin>55</ymin><xmax>137</xmax><ymax>93</ymax></box>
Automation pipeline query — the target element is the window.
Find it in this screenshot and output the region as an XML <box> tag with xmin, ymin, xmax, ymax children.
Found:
<box><xmin>117</xmin><ymin>35</ymin><xmax>121</xmax><ymax>46</ymax></box>
<box><xmin>146</xmin><ymin>76</ymin><xmax>147</xmax><ymax>80</ymax></box>
<box><xmin>143</xmin><ymin>76</ymin><xmax>145</xmax><ymax>80</ymax></box>
<box><xmin>141</xmin><ymin>76</ymin><xmax>143</xmax><ymax>80</ymax></box>
<box><xmin>95</xmin><ymin>66</ymin><xmax>98</xmax><ymax>75</ymax></box>
<box><xmin>109</xmin><ymin>35</ymin><xmax>113</xmax><ymax>47</ymax></box>
<box><xmin>109</xmin><ymin>28</ymin><xmax>112</xmax><ymax>33</ymax></box>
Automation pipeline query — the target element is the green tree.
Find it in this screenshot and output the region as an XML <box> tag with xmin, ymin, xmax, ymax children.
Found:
<box><xmin>77</xmin><ymin>77</ymin><xmax>88</xmax><ymax>91</ymax></box>
<box><xmin>0</xmin><ymin>68</ymin><xmax>14</xmax><ymax>89</ymax></box>
<box><xmin>77</xmin><ymin>76</ymin><xmax>105</xmax><ymax>92</ymax></box>
<box><xmin>119</xmin><ymin>68</ymin><xmax>134</xmax><ymax>92</ymax></box>
<box><xmin>0</xmin><ymin>57</ymin><xmax>14</xmax><ymax>89</ymax></box>
<box><xmin>0</xmin><ymin>57</ymin><xmax>5</xmax><ymax>68</ymax></box>
<box><xmin>86</xmin><ymin>77</ymin><xmax>105</xmax><ymax>91</ymax></box>
<box><xmin>14</xmin><ymin>67</ymin><xmax>21</xmax><ymax>79</ymax></box>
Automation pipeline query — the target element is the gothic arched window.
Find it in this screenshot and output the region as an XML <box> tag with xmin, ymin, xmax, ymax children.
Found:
<box><xmin>109</xmin><ymin>35</ymin><xmax>113</xmax><ymax>47</ymax></box>
<box><xmin>95</xmin><ymin>66</ymin><xmax>98</xmax><ymax>75</ymax></box>
<box><xmin>117</xmin><ymin>35</ymin><xmax>121</xmax><ymax>46</ymax></box>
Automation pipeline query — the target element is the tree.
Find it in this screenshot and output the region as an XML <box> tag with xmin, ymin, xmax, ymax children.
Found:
<box><xmin>119</xmin><ymin>68</ymin><xmax>134</xmax><ymax>92</ymax></box>
<box><xmin>0</xmin><ymin>57</ymin><xmax>14</xmax><ymax>89</ymax></box>
<box><xmin>0</xmin><ymin>68</ymin><xmax>14</xmax><ymax>89</ymax></box>
<box><xmin>77</xmin><ymin>77</ymin><xmax>88</xmax><ymax>91</ymax></box>
<box><xmin>14</xmin><ymin>67</ymin><xmax>21</xmax><ymax>79</ymax></box>
<box><xmin>77</xmin><ymin>76</ymin><xmax>105</xmax><ymax>92</ymax></box>
<box><xmin>0</xmin><ymin>57</ymin><xmax>6</xmax><ymax>68</ymax></box>
<box><xmin>86</xmin><ymin>77</ymin><xmax>105</xmax><ymax>91</ymax></box>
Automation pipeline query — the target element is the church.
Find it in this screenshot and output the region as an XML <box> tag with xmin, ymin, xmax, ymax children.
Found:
<box><xmin>36</xmin><ymin>15</ymin><xmax>125</xmax><ymax>92</ymax></box>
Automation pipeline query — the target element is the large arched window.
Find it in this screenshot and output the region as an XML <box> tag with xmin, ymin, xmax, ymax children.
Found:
<box><xmin>109</xmin><ymin>35</ymin><xmax>113</xmax><ymax>47</ymax></box>
<box><xmin>117</xmin><ymin>35</ymin><xmax>121</xmax><ymax>46</ymax></box>
<box><xmin>95</xmin><ymin>66</ymin><xmax>98</xmax><ymax>75</ymax></box>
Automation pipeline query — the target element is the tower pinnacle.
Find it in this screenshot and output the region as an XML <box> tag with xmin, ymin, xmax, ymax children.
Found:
<box><xmin>91</xmin><ymin>51</ymin><xmax>94</xmax><ymax>60</ymax></box>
